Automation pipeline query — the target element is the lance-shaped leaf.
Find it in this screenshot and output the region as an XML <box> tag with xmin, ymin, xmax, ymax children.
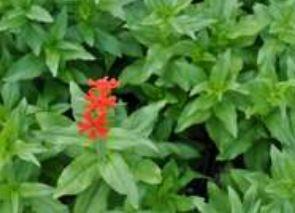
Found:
<box><xmin>54</xmin><ymin>152</ymin><xmax>100</xmax><ymax>198</ymax></box>
<box><xmin>26</xmin><ymin>5</ymin><xmax>53</xmax><ymax>23</ymax></box>
<box><xmin>74</xmin><ymin>182</ymin><xmax>110</xmax><ymax>213</ymax></box>
<box><xmin>107</xmin><ymin>128</ymin><xmax>158</xmax><ymax>153</ymax></box>
<box><xmin>122</xmin><ymin>101</ymin><xmax>166</xmax><ymax>137</ymax></box>
<box><xmin>99</xmin><ymin>153</ymin><xmax>139</xmax><ymax>209</ymax></box>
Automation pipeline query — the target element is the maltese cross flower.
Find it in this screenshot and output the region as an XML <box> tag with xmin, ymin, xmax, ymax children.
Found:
<box><xmin>78</xmin><ymin>77</ymin><xmax>119</xmax><ymax>141</ymax></box>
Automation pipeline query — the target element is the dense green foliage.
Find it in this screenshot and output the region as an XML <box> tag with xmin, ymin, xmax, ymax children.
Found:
<box><xmin>0</xmin><ymin>0</ymin><xmax>294</xmax><ymax>212</ymax></box>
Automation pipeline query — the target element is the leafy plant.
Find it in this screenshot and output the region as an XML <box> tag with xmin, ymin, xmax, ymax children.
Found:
<box><xmin>0</xmin><ymin>0</ymin><xmax>294</xmax><ymax>212</ymax></box>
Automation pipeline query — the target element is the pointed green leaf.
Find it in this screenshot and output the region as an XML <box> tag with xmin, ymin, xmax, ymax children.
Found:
<box><xmin>176</xmin><ymin>95</ymin><xmax>216</xmax><ymax>132</ymax></box>
<box><xmin>107</xmin><ymin>128</ymin><xmax>158</xmax><ymax>153</ymax></box>
<box><xmin>214</xmin><ymin>101</ymin><xmax>238</xmax><ymax>137</ymax></box>
<box><xmin>4</xmin><ymin>54</ymin><xmax>45</xmax><ymax>82</ymax></box>
<box><xmin>123</xmin><ymin>101</ymin><xmax>166</xmax><ymax>137</ymax></box>
<box><xmin>69</xmin><ymin>82</ymin><xmax>86</xmax><ymax>121</ymax></box>
<box><xmin>99</xmin><ymin>153</ymin><xmax>139</xmax><ymax>209</ymax></box>
<box><xmin>74</xmin><ymin>182</ymin><xmax>109</xmax><ymax>213</ymax></box>
<box><xmin>134</xmin><ymin>159</ymin><xmax>162</xmax><ymax>184</ymax></box>
<box><xmin>228</xmin><ymin>187</ymin><xmax>243</xmax><ymax>213</ymax></box>
<box><xmin>54</xmin><ymin>152</ymin><xmax>100</xmax><ymax>198</ymax></box>
<box><xmin>45</xmin><ymin>48</ymin><xmax>61</xmax><ymax>77</ymax></box>
<box><xmin>26</xmin><ymin>5</ymin><xmax>53</xmax><ymax>23</ymax></box>
<box><xmin>19</xmin><ymin>183</ymin><xmax>53</xmax><ymax>198</ymax></box>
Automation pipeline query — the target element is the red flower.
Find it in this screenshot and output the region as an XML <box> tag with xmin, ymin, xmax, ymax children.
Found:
<box><xmin>78</xmin><ymin>77</ymin><xmax>119</xmax><ymax>141</ymax></box>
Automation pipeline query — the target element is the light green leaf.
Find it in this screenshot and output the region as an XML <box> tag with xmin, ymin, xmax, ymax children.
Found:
<box><xmin>36</xmin><ymin>112</ymin><xmax>72</xmax><ymax>130</ymax></box>
<box><xmin>171</xmin><ymin>14</ymin><xmax>216</xmax><ymax>39</ymax></box>
<box><xmin>120</xmin><ymin>60</ymin><xmax>150</xmax><ymax>85</ymax></box>
<box><xmin>74</xmin><ymin>182</ymin><xmax>109</xmax><ymax>213</ymax></box>
<box><xmin>99</xmin><ymin>153</ymin><xmax>139</xmax><ymax>209</ymax></box>
<box><xmin>96</xmin><ymin>29</ymin><xmax>122</xmax><ymax>56</ymax></box>
<box><xmin>19</xmin><ymin>183</ymin><xmax>53</xmax><ymax>198</ymax></box>
<box><xmin>145</xmin><ymin>0</ymin><xmax>191</xmax><ymax>15</ymax></box>
<box><xmin>207</xmin><ymin>119</ymin><xmax>264</xmax><ymax>160</ymax></box>
<box><xmin>26</xmin><ymin>5</ymin><xmax>53</xmax><ymax>23</ymax></box>
<box><xmin>13</xmin><ymin>140</ymin><xmax>45</xmax><ymax>167</ymax></box>
<box><xmin>123</xmin><ymin>101</ymin><xmax>166</xmax><ymax>137</ymax></box>
<box><xmin>176</xmin><ymin>95</ymin><xmax>216</xmax><ymax>132</ymax></box>
<box><xmin>22</xmin><ymin>24</ymin><xmax>46</xmax><ymax>55</ymax></box>
<box><xmin>1</xmin><ymin>82</ymin><xmax>20</xmax><ymax>109</ymax></box>
<box><xmin>0</xmin><ymin>9</ymin><xmax>26</xmax><ymax>31</ymax></box>
<box><xmin>174</xmin><ymin>195</ymin><xmax>200</xmax><ymax>212</ymax></box>
<box><xmin>69</xmin><ymin>82</ymin><xmax>85</xmax><ymax>121</ymax></box>
<box><xmin>30</xmin><ymin>197</ymin><xmax>69</xmax><ymax>213</ymax></box>
<box><xmin>99</xmin><ymin>0</ymin><xmax>136</xmax><ymax>19</ymax></box>
<box><xmin>163</xmin><ymin>59</ymin><xmax>207</xmax><ymax>91</ymax></box>
<box><xmin>45</xmin><ymin>48</ymin><xmax>61</xmax><ymax>77</ymax></box>
<box><xmin>228</xmin><ymin>187</ymin><xmax>243</xmax><ymax>213</ymax></box>
<box><xmin>134</xmin><ymin>159</ymin><xmax>162</xmax><ymax>184</ymax></box>
<box><xmin>228</xmin><ymin>15</ymin><xmax>266</xmax><ymax>39</ymax></box>
<box><xmin>58</xmin><ymin>41</ymin><xmax>95</xmax><ymax>61</ymax></box>
<box><xmin>4</xmin><ymin>54</ymin><xmax>45</xmax><ymax>82</ymax></box>
<box><xmin>214</xmin><ymin>101</ymin><xmax>238</xmax><ymax>137</ymax></box>
<box><xmin>107</xmin><ymin>128</ymin><xmax>158</xmax><ymax>153</ymax></box>
<box><xmin>144</xmin><ymin>44</ymin><xmax>173</xmax><ymax>75</ymax></box>
<box><xmin>158</xmin><ymin>143</ymin><xmax>200</xmax><ymax>159</ymax></box>
<box><xmin>54</xmin><ymin>152</ymin><xmax>100</xmax><ymax>198</ymax></box>
<box><xmin>50</xmin><ymin>8</ymin><xmax>67</xmax><ymax>40</ymax></box>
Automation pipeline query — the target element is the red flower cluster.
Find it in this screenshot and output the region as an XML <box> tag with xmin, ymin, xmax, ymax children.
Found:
<box><xmin>78</xmin><ymin>77</ymin><xmax>119</xmax><ymax>141</ymax></box>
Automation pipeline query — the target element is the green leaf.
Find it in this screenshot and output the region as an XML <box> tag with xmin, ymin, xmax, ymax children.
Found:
<box><xmin>54</xmin><ymin>152</ymin><xmax>100</xmax><ymax>198</ymax></box>
<box><xmin>209</xmin><ymin>50</ymin><xmax>238</xmax><ymax>87</ymax></box>
<box><xmin>69</xmin><ymin>82</ymin><xmax>86</xmax><ymax>121</ymax></box>
<box><xmin>22</xmin><ymin>24</ymin><xmax>46</xmax><ymax>55</ymax></box>
<box><xmin>228</xmin><ymin>15</ymin><xmax>266</xmax><ymax>39</ymax></box>
<box><xmin>36</xmin><ymin>112</ymin><xmax>72</xmax><ymax>130</ymax></box>
<box><xmin>1</xmin><ymin>82</ymin><xmax>20</xmax><ymax>109</ymax></box>
<box><xmin>99</xmin><ymin>0</ymin><xmax>136</xmax><ymax>19</ymax></box>
<box><xmin>0</xmin><ymin>185</ymin><xmax>11</xmax><ymax>200</ymax></box>
<box><xmin>176</xmin><ymin>95</ymin><xmax>216</xmax><ymax>132</ymax></box>
<box><xmin>145</xmin><ymin>0</ymin><xmax>191</xmax><ymax>15</ymax></box>
<box><xmin>107</xmin><ymin>128</ymin><xmax>158</xmax><ymax>153</ymax></box>
<box><xmin>207</xmin><ymin>182</ymin><xmax>230</xmax><ymax>212</ymax></box>
<box><xmin>163</xmin><ymin>59</ymin><xmax>207</xmax><ymax>91</ymax></box>
<box><xmin>270</xmin><ymin>146</ymin><xmax>295</xmax><ymax>181</ymax></box>
<box><xmin>0</xmin><ymin>9</ymin><xmax>26</xmax><ymax>31</ymax></box>
<box><xmin>4</xmin><ymin>54</ymin><xmax>45</xmax><ymax>81</ymax></box>
<box><xmin>58</xmin><ymin>41</ymin><xmax>95</xmax><ymax>61</ymax></box>
<box><xmin>228</xmin><ymin>187</ymin><xmax>243</xmax><ymax>213</ymax></box>
<box><xmin>26</xmin><ymin>5</ymin><xmax>53</xmax><ymax>23</ymax></box>
<box><xmin>13</xmin><ymin>140</ymin><xmax>45</xmax><ymax>167</ymax></box>
<box><xmin>171</xmin><ymin>14</ymin><xmax>216</xmax><ymax>39</ymax></box>
<box><xmin>158</xmin><ymin>143</ymin><xmax>200</xmax><ymax>159</ymax></box>
<box><xmin>174</xmin><ymin>195</ymin><xmax>200</xmax><ymax>212</ymax></box>
<box><xmin>120</xmin><ymin>60</ymin><xmax>151</xmax><ymax>85</ymax></box>
<box><xmin>10</xmin><ymin>192</ymin><xmax>20</xmax><ymax>213</ymax></box>
<box><xmin>45</xmin><ymin>48</ymin><xmax>61</xmax><ymax>77</ymax></box>
<box><xmin>264</xmin><ymin>110</ymin><xmax>295</xmax><ymax>147</ymax></box>
<box><xmin>244</xmin><ymin>140</ymin><xmax>269</xmax><ymax>171</ymax></box>
<box><xmin>144</xmin><ymin>45</ymin><xmax>173</xmax><ymax>76</ymax></box>
<box><xmin>207</xmin><ymin>119</ymin><xmax>264</xmax><ymax>160</ymax></box>
<box><xmin>30</xmin><ymin>197</ymin><xmax>68</xmax><ymax>213</ymax></box>
<box><xmin>96</xmin><ymin>29</ymin><xmax>122</xmax><ymax>56</ymax></box>
<box><xmin>99</xmin><ymin>153</ymin><xmax>139</xmax><ymax>209</ymax></box>
<box><xmin>50</xmin><ymin>8</ymin><xmax>68</xmax><ymax>40</ymax></box>
<box><xmin>134</xmin><ymin>159</ymin><xmax>162</xmax><ymax>184</ymax></box>
<box><xmin>33</xmin><ymin>125</ymin><xmax>83</xmax><ymax>147</ymax></box>
<box><xmin>74</xmin><ymin>182</ymin><xmax>109</xmax><ymax>213</ymax></box>
<box><xmin>19</xmin><ymin>183</ymin><xmax>53</xmax><ymax>198</ymax></box>
<box><xmin>213</xmin><ymin>101</ymin><xmax>238</xmax><ymax>137</ymax></box>
<box><xmin>122</xmin><ymin>101</ymin><xmax>166</xmax><ymax>137</ymax></box>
